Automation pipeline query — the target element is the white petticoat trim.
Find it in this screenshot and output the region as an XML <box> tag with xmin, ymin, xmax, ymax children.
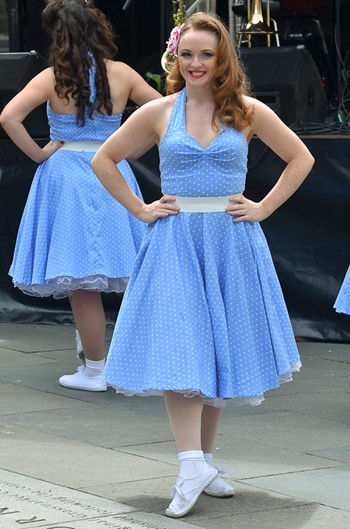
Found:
<box><xmin>14</xmin><ymin>275</ymin><xmax>129</xmax><ymax>299</ymax></box>
<box><xmin>107</xmin><ymin>361</ymin><xmax>302</xmax><ymax>408</ymax></box>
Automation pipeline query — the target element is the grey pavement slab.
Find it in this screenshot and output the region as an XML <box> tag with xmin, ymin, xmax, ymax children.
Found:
<box><xmin>0</xmin><ymin>322</ymin><xmax>77</xmax><ymax>353</ymax></box>
<box><xmin>2</xmin><ymin>406</ymin><xmax>173</xmax><ymax>448</ymax></box>
<box><xmin>193</xmin><ymin>504</ymin><xmax>350</xmax><ymax>529</ymax></box>
<box><xmin>86</xmin><ymin>478</ymin><xmax>350</xmax><ymax>529</ymax></box>
<box><xmin>297</xmin><ymin>341</ymin><xmax>350</xmax><ymax>363</ymax></box>
<box><xmin>0</xmin><ymin>426</ymin><xmax>176</xmax><ymax>489</ymax></box>
<box><xmin>115</xmin><ymin>438</ymin><xmax>342</xmax><ymax>480</ymax></box>
<box><xmin>0</xmin><ymin>347</ymin><xmax>57</xmax><ymax>368</ymax></box>
<box><xmin>244</xmin><ymin>465</ymin><xmax>350</xmax><ymax>511</ymax></box>
<box><xmin>219</xmin><ymin>409</ymin><xmax>350</xmax><ymax>452</ymax></box>
<box><xmin>0</xmin><ymin>323</ymin><xmax>350</xmax><ymax>529</ymax></box>
<box><xmin>0</xmin><ymin>383</ymin><xmax>96</xmax><ymax>415</ymax></box>
<box><xmin>307</xmin><ymin>445</ymin><xmax>350</xmax><ymax>464</ymax></box>
<box><xmin>0</xmin><ymin>322</ymin><xmax>113</xmax><ymax>353</ymax></box>
<box><xmin>262</xmin><ymin>387</ymin><xmax>350</xmax><ymax>424</ymax></box>
<box><xmin>0</xmin><ymin>358</ymin><xmax>101</xmax><ymax>394</ymax></box>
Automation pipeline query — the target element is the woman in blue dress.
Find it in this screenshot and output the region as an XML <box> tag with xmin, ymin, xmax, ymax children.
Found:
<box><xmin>334</xmin><ymin>266</ymin><xmax>350</xmax><ymax>315</ymax></box>
<box><xmin>92</xmin><ymin>12</ymin><xmax>315</xmax><ymax>518</ymax></box>
<box><xmin>0</xmin><ymin>0</ymin><xmax>161</xmax><ymax>391</ymax></box>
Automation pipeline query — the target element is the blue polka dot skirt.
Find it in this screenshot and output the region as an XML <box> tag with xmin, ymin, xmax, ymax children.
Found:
<box><xmin>334</xmin><ymin>266</ymin><xmax>350</xmax><ymax>315</ymax></box>
<box><xmin>103</xmin><ymin>88</ymin><xmax>301</xmax><ymax>407</ymax></box>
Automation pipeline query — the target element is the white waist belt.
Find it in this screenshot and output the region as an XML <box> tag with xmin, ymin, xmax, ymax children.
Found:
<box><xmin>59</xmin><ymin>141</ymin><xmax>103</xmax><ymax>152</ymax></box>
<box><xmin>174</xmin><ymin>195</ymin><xmax>241</xmax><ymax>213</ymax></box>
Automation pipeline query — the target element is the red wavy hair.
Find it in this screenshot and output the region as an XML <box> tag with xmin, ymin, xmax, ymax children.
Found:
<box><xmin>166</xmin><ymin>12</ymin><xmax>253</xmax><ymax>131</ymax></box>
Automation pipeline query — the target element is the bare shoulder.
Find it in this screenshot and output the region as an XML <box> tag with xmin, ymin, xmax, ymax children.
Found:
<box><xmin>0</xmin><ymin>67</ymin><xmax>55</xmax><ymax>120</ymax></box>
<box><xmin>129</xmin><ymin>93</ymin><xmax>177</xmax><ymax>118</ymax></box>
<box><xmin>107</xmin><ymin>60</ymin><xmax>133</xmax><ymax>74</ymax></box>
<box><xmin>145</xmin><ymin>92</ymin><xmax>177</xmax><ymax>116</ymax></box>
<box><xmin>28</xmin><ymin>67</ymin><xmax>55</xmax><ymax>87</ymax></box>
<box><xmin>243</xmin><ymin>95</ymin><xmax>287</xmax><ymax>132</ymax></box>
<box><xmin>242</xmin><ymin>94</ymin><xmax>255</xmax><ymax>109</ymax></box>
<box><xmin>242</xmin><ymin>95</ymin><xmax>312</xmax><ymax>163</ymax></box>
<box><xmin>243</xmin><ymin>95</ymin><xmax>275</xmax><ymax>118</ymax></box>
<box><xmin>19</xmin><ymin>67</ymin><xmax>55</xmax><ymax>100</ymax></box>
<box><xmin>106</xmin><ymin>60</ymin><xmax>141</xmax><ymax>81</ymax></box>
<box><xmin>33</xmin><ymin>66</ymin><xmax>54</xmax><ymax>79</ymax></box>
<box><xmin>126</xmin><ymin>93</ymin><xmax>177</xmax><ymax>134</ymax></box>
<box><xmin>144</xmin><ymin>93</ymin><xmax>177</xmax><ymax>110</ymax></box>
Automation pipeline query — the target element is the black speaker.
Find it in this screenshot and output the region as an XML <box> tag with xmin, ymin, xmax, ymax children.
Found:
<box><xmin>0</xmin><ymin>51</ymin><xmax>49</xmax><ymax>139</ymax></box>
<box><xmin>239</xmin><ymin>46</ymin><xmax>328</xmax><ymax>125</ymax></box>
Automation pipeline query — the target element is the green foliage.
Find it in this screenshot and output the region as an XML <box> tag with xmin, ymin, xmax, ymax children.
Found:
<box><xmin>172</xmin><ymin>0</ymin><xmax>187</xmax><ymax>26</ymax></box>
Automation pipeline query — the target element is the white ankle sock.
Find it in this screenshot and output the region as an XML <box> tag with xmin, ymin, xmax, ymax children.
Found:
<box><xmin>178</xmin><ymin>450</ymin><xmax>204</xmax><ymax>477</ymax></box>
<box><xmin>84</xmin><ymin>358</ymin><xmax>105</xmax><ymax>377</ymax></box>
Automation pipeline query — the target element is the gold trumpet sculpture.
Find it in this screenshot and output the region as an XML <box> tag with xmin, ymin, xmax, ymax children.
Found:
<box><xmin>238</xmin><ymin>0</ymin><xmax>275</xmax><ymax>48</ymax></box>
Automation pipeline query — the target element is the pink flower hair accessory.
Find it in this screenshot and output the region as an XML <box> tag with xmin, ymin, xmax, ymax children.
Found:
<box><xmin>161</xmin><ymin>1</ymin><xmax>186</xmax><ymax>73</ymax></box>
<box><xmin>166</xmin><ymin>23</ymin><xmax>184</xmax><ymax>58</ymax></box>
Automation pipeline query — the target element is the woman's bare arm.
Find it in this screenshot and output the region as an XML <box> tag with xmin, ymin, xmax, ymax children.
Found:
<box><xmin>227</xmin><ymin>97</ymin><xmax>315</xmax><ymax>222</ymax></box>
<box><xmin>91</xmin><ymin>98</ymin><xmax>179</xmax><ymax>223</ymax></box>
<box><xmin>0</xmin><ymin>68</ymin><xmax>63</xmax><ymax>162</ymax></box>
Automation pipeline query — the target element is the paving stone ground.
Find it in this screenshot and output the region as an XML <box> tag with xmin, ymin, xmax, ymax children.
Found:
<box><xmin>0</xmin><ymin>323</ymin><xmax>349</xmax><ymax>529</ymax></box>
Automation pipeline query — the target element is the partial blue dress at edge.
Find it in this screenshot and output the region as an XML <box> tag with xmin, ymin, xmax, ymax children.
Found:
<box><xmin>103</xmin><ymin>88</ymin><xmax>302</xmax><ymax>407</ymax></box>
<box><xmin>334</xmin><ymin>266</ymin><xmax>350</xmax><ymax>315</ymax></box>
<box><xmin>9</xmin><ymin>59</ymin><xmax>144</xmax><ymax>298</ymax></box>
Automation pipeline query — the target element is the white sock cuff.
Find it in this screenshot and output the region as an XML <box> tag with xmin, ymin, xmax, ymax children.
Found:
<box><xmin>204</xmin><ymin>453</ymin><xmax>213</xmax><ymax>464</ymax></box>
<box><xmin>85</xmin><ymin>359</ymin><xmax>105</xmax><ymax>370</ymax></box>
<box><xmin>178</xmin><ymin>450</ymin><xmax>203</xmax><ymax>462</ymax></box>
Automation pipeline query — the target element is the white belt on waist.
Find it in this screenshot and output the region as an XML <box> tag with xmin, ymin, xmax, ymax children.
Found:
<box><xmin>59</xmin><ymin>141</ymin><xmax>103</xmax><ymax>152</ymax></box>
<box><xmin>174</xmin><ymin>195</ymin><xmax>241</xmax><ymax>213</ymax></box>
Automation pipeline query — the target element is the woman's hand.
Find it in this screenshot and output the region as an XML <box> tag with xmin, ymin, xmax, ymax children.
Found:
<box><xmin>39</xmin><ymin>140</ymin><xmax>64</xmax><ymax>162</ymax></box>
<box><xmin>226</xmin><ymin>194</ymin><xmax>270</xmax><ymax>223</ymax></box>
<box><xmin>137</xmin><ymin>195</ymin><xmax>180</xmax><ymax>223</ymax></box>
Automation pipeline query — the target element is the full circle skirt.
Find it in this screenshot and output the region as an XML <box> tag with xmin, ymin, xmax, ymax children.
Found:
<box><xmin>103</xmin><ymin>212</ymin><xmax>301</xmax><ymax>406</ymax></box>
<box><xmin>9</xmin><ymin>151</ymin><xmax>145</xmax><ymax>298</ymax></box>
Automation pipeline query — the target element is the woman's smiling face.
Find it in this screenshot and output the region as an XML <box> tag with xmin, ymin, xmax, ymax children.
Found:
<box><xmin>177</xmin><ymin>29</ymin><xmax>218</xmax><ymax>88</ymax></box>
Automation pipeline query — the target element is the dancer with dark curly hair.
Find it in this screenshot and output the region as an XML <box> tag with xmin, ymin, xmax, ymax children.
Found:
<box><xmin>0</xmin><ymin>0</ymin><xmax>161</xmax><ymax>391</ymax></box>
<box><xmin>92</xmin><ymin>12</ymin><xmax>315</xmax><ymax>517</ymax></box>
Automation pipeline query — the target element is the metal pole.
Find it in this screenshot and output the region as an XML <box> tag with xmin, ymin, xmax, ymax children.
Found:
<box><xmin>266</xmin><ymin>0</ymin><xmax>270</xmax><ymax>47</ymax></box>
<box><xmin>6</xmin><ymin>0</ymin><xmax>21</xmax><ymax>51</ymax></box>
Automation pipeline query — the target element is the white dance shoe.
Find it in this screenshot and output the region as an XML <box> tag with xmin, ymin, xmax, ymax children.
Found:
<box><xmin>59</xmin><ymin>368</ymin><xmax>107</xmax><ymax>391</ymax></box>
<box><xmin>165</xmin><ymin>463</ymin><xmax>217</xmax><ymax>518</ymax></box>
<box><xmin>204</xmin><ymin>466</ymin><xmax>235</xmax><ymax>497</ymax></box>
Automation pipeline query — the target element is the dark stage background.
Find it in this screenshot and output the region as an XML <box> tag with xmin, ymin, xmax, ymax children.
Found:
<box><xmin>0</xmin><ymin>0</ymin><xmax>349</xmax><ymax>341</ymax></box>
<box><xmin>1</xmin><ymin>137</ymin><xmax>349</xmax><ymax>342</ymax></box>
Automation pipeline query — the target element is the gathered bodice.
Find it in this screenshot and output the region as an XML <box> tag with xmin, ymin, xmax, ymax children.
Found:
<box><xmin>159</xmin><ymin>88</ymin><xmax>248</xmax><ymax>197</ymax></box>
<box><xmin>47</xmin><ymin>55</ymin><xmax>122</xmax><ymax>142</ymax></box>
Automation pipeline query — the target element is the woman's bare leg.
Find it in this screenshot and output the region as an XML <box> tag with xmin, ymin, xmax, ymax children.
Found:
<box><xmin>70</xmin><ymin>290</ymin><xmax>105</xmax><ymax>360</ymax></box>
<box><xmin>201</xmin><ymin>404</ymin><xmax>223</xmax><ymax>454</ymax></box>
<box><xmin>59</xmin><ymin>290</ymin><xmax>107</xmax><ymax>391</ymax></box>
<box><xmin>164</xmin><ymin>391</ymin><xmax>203</xmax><ymax>451</ymax></box>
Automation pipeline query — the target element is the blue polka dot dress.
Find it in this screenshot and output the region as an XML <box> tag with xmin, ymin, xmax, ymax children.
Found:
<box><xmin>334</xmin><ymin>266</ymin><xmax>350</xmax><ymax>315</ymax></box>
<box><xmin>9</xmin><ymin>59</ymin><xmax>144</xmax><ymax>298</ymax></box>
<box><xmin>103</xmin><ymin>88</ymin><xmax>301</xmax><ymax>406</ymax></box>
